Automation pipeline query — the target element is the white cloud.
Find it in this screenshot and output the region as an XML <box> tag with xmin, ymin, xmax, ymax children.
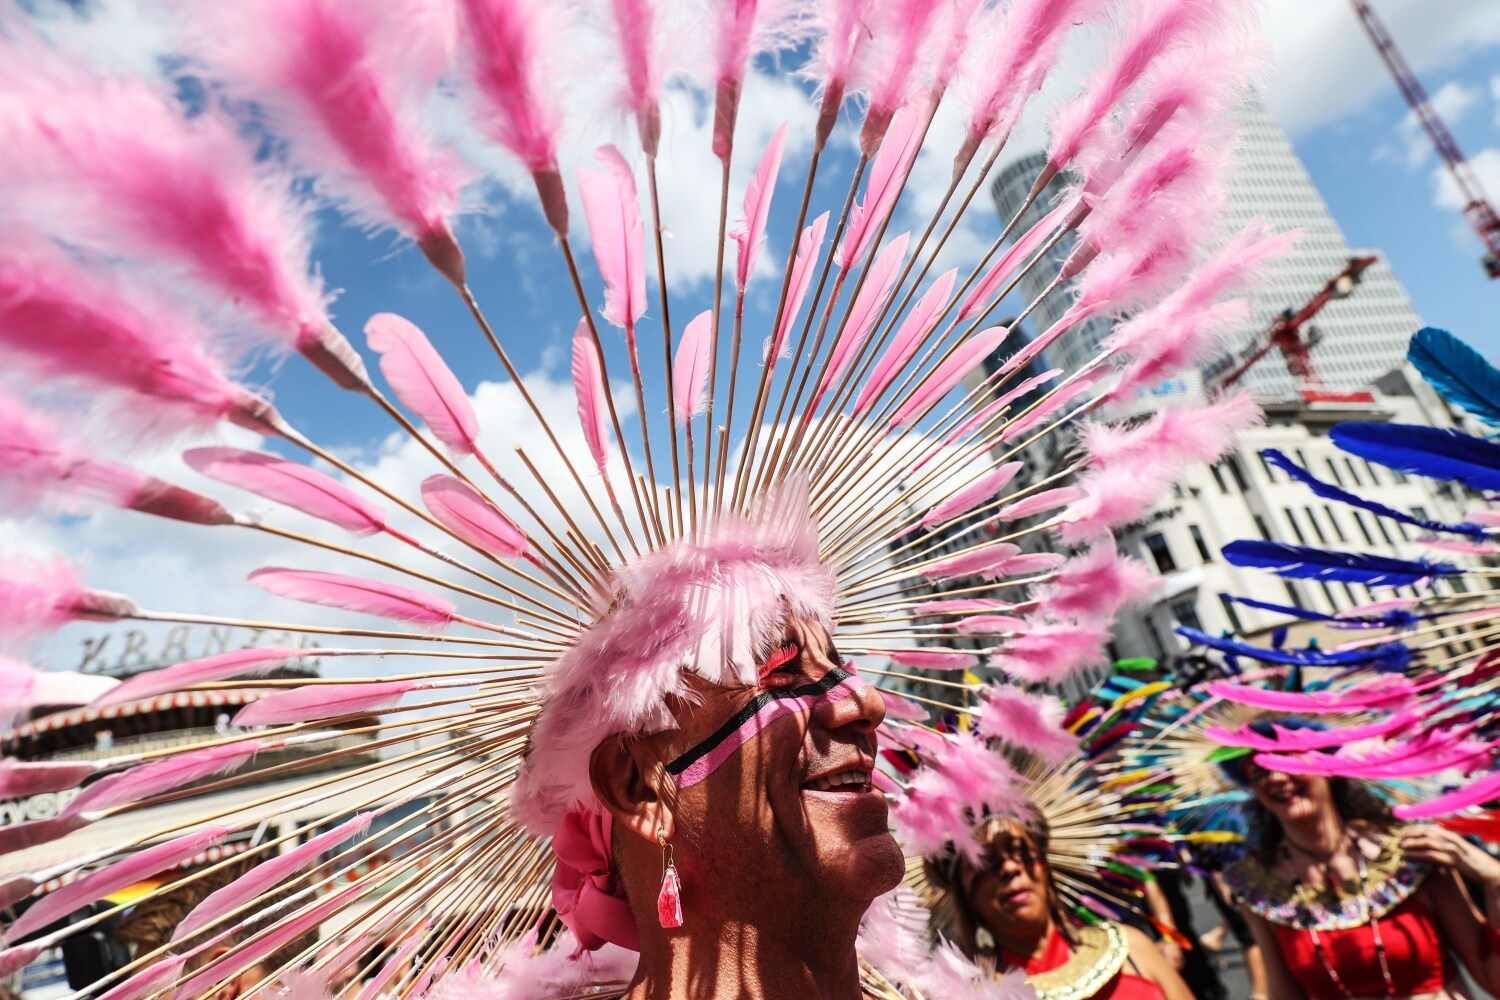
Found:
<box><xmin>1432</xmin><ymin>145</ymin><xmax>1500</xmax><ymax>212</ymax></box>
<box><xmin>1256</xmin><ymin>0</ymin><xmax>1500</xmax><ymax>136</ymax></box>
<box><xmin>1492</xmin><ymin>73</ymin><xmax>1500</xmax><ymax>125</ymax></box>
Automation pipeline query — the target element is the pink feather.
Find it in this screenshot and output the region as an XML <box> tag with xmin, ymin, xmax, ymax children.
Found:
<box><xmin>1466</xmin><ymin>510</ymin><xmax>1500</xmax><ymax>528</ymax></box>
<box><xmin>97</xmin><ymin>958</ymin><xmax>188</xmax><ymax>1000</ymax></box>
<box><xmin>932</xmin><ymin>369</ymin><xmax>1064</xmax><ymax>458</ymax></box>
<box><xmin>710</xmin><ymin>0</ymin><xmax>804</xmax><ymax>159</ymax></box>
<box><xmin>975</xmin><ymin>685</ymin><xmax>1078</xmax><ymax>765</ymax></box>
<box><xmin>1421</xmin><ymin>536</ymin><xmax>1499</xmax><ymax>557</ymax></box>
<box><xmin>1058</xmin><ymin>462</ymin><xmax>1169</xmax><ymax>544</ymax></box>
<box><xmin>858</xmin><ymin>0</ymin><xmax>944</xmax><ymax>153</ymax></box>
<box><xmin>579</xmin><ymin>146</ymin><xmax>647</xmax><ymax>330</ymax></box>
<box><xmin>234</xmin><ymin>680</ymin><xmax>421</xmax><ymax>727</ymax></box>
<box><xmin>4</xmin><ymin>826</ymin><xmax>231</xmax><ymax>942</ymax></box>
<box><xmin>878</xmin><ymin>689</ymin><xmax>929</xmax><ymax>723</ymax></box>
<box><xmin>0</xmin><ymin>49</ymin><xmax>328</xmax><ymax>344</ymax></box>
<box><xmin>365</xmin><ymin>312</ymin><xmax>480</xmax><ymax>458</ymax></box>
<box><xmin>1036</xmin><ymin>548</ymin><xmax>1159</xmax><ymax>621</ymax></box>
<box><xmin>173</xmin><ymin>885</ymin><xmax>360</xmax><ymax>999</ymax></box>
<box><xmin>1082</xmin><ymin>390</ymin><xmax>1262</xmax><ymax>469</ymax></box>
<box><xmin>999</xmin><ymin>552</ymin><xmax>1067</xmax><ymax>575</ymax></box>
<box><xmin>888</xmin><ymin>325</ymin><xmax>1011</xmax><ymax>428</ymax></box>
<box><xmin>1208</xmin><ymin>713</ymin><xmax>1422</xmax><ymax>752</ymax></box>
<box><xmin>64</xmin><ymin>742</ymin><xmax>268</xmax><ymax>820</ymax></box>
<box><xmin>998</xmin><ymin>370</ymin><xmax>1107</xmax><ymax>443</ymax></box>
<box><xmin>0</xmin><ymin>557</ymin><xmax>106</xmax><ymax>641</ymax></box>
<box><xmin>0</xmin><ymin>656</ymin><xmax>38</xmax><ymax>731</ymax></box>
<box><xmin>0</xmin><ymin>815</ymin><xmax>86</xmax><ymax>857</ymax></box>
<box><xmin>815</xmin><ymin>232</ymin><xmax>910</xmax><ymax>405</ymax></box>
<box><xmin>912</xmin><ymin>599</ymin><xmax>1014</xmax><ymax>615</ymax></box>
<box><xmin>1394</xmin><ymin>770</ymin><xmax>1500</xmax><ymax>821</ymax></box>
<box><xmin>421</xmin><ymin>475</ymin><xmax>530</xmax><ymax>561</ymax></box>
<box><xmin>855</xmin><ymin>267</ymin><xmax>958</xmax><ymax>414</ymax></box>
<box><xmin>924</xmin><ymin>542</ymin><xmax>1020</xmax><ymax>581</ymax></box>
<box><xmin>0</xmin><ymin>759</ymin><xmax>100</xmax><ymax>799</ymax></box>
<box><xmin>921</xmin><ymin>463</ymin><xmax>1023</xmax><ymax>527</ymax></box>
<box><xmin>954</xmin><ymin>615</ymin><xmax>1031</xmax><ymax>634</ymax></box>
<box><xmin>173</xmin><ymin>811</ymin><xmax>376</xmax><ymax>943</ymax></box>
<box><xmin>959</xmin><ymin>196</ymin><xmax>1078</xmax><ymax>321</ymax></box>
<box><xmin>768</xmin><ymin>212</ymin><xmax>830</xmax><ymax>362</ymax></box>
<box><xmin>0</xmin><ymin>244</ymin><xmax>268</xmax><ymax>435</ymax></box>
<box><xmin>571</xmin><ymin>322</ymin><xmax>611</xmax><ymax>473</ymax></box>
<box><xmin>962</xmin><ymin>0</ymin><xmax>1100</xmax><ymax>148</ymax></box>
<box><xmin>608</xmin><ymin>0</ymin><xmax>662</xmax><ymax>151</ymax></box>
<box><xmin>887</xmin><ymin>649</ymin><xmax>978</xmax><ymax>672</ymax></box>
<box><xmin>992</xmin><ymin>620</ymin><xmax>1110</xmax><ymax>683</ymax></box>
<box><xmin>248</xmin><ymin>567</ymin><xmax>456</xmax><ymax>627</ymax></box>
<box><xmin>0</xmin><ymin>395</ymin><xmax>230</xmax><ymax>526</ymax></box>
<box><xmin>996</xmin><ymin>486</ymin><xmax>1086</xmax><ymax>522</ymax></box>
<box><xmin>731</xmin><ymin>125</ymin><xmax>787</xmax><ymax>293</ymax></box>
<box><xmin>92</xmin><ymin>647</ymin><xmax>306</xmax><ymax>709</ymax></box>
<box><xmin>837</xmin><ymin>109</ymin><xmax>922</xmax><ymax>269</ymax></box>
<box><xmin>191</xmin><ymin>0</ymin><xmax>463</xmax><ymax>254</ymax></box>
<box><xmin>185</xmin><ymin>446</ymin><xmax>385</xmax><ymax>536</ymax></box>
<box><xmin>673</xmin><ymin>310</ymin><xmax>713</xmax><ymax>425</ymax></box>
<box><xmin>1203</xmin><ymin>680</ymin><xmax>1415</xmax><ymax>714</ymax></box>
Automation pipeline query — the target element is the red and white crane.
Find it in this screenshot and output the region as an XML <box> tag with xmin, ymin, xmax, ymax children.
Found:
<box><xmin>1350</xmin><ymin>0</ymin><xmax>1500</xmax><ymax>278</ymax></box>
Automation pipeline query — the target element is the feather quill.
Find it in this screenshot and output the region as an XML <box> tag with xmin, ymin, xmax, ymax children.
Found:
<box><xmin>5</xmin><ymin>827</ymin><xmax>231</xmax><ymax>942</ymax></box>
<box><xmin>730</xmin><ymin>125</ymin><xmax>787</xmax><ymax>293</ymax></box>
<box><xmin>920</xmin><ymin>463</ymin><xmax>1023</xmax><ymax>527</ymax></box>
<box><xmin>420</xmin><ymin>475</ymin><xmax>530</xmax><ymax>561</ymax></box>
<box><xmin>768</xmin><ymin>213</ymin><xmax>830</xmax><ymax>362</ymax></box>
<box><xmin>233</xmin><ymin>680</ymin><xmax>423</xmax><ymax>727</ymax></box>
<box><xmin>173</xmin><ymin>811</ymin><xmax>376</xmax><ymax>943</ymax></box>
<box><xmin>185</xmin><ymin>447</ymin><xmax>385</xmax><ymax>536</ymax></box>
<box><xmin>1262</xmin><ymin>448</ymin><xmax>1485</xmax><ymax>539</ymax></box>
<box><xmin>91</xmin><ymin>648</ymin><xmax>306</xmax><ymax>709</ymax></box>
<box><xmin>815</xmin><ymin>233</ymin><xmax>910</xmax><ymax>405</ymax></box>
<box><xmin>1407</xmin><ymin>327</ymin><xmax>1500</xmax><ymax>428</ymax></box>
<box><xmin>571</xmin><ymin>322</ymin><xmax>611</xmax><ymax>472</ymax></box>
<box><xmin>855</xmin><ymin>268</ymin><xmax>958</xmax><ymax>413</ymax></box>
<box><xmin>837</xmin><ymin>109</ymin><xmax>923</xmax><ymax>269</ymax></box>
<box><xmin>579</xmin><ymin>146</ymin><xmax>647</xmax><ymax>330</ymax></box>
<box><xmin>673</xmin><ymin>311</ymin><xmax>714</xmax><ymax>424</ymax></box>
<box><xmin>888</xmin><ymin>326</ymin><xmax>1011</xmax><ymax>428</ymax></box>
<box><xmin>1221</xmin><ymin>540</ymin><xmax>1461</xmax><ymax>588</ymax></box>
<box><xmin>365</xmin><ymin>313</ymin><xmax>480</xmax><ymax>458</ymax></box>
<box><xmin>248</xmin><ymin>567</ymin><xmax>457</xmax><ymax>627</ymax></box>
<box><xmin>1331</xmin><ymin>422</ymin><xmax>1500</xmax><ymax>493</ymax></box>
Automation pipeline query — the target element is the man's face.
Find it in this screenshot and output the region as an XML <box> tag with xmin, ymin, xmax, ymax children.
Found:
<box><xmin>644</xmin><ymin>616</ymin><xmax>903</xmax><ymax>911</ymax></box>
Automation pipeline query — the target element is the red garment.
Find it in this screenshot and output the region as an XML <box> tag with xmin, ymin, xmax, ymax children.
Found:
<box><xmin>1271</xmin><ymin>896</ymin><xmax>1455</xmax><ymax>999</ymax></box>
<box><xmin>998</xmin><ymin>926</ymin><xmax>1165</xmax><ymax>1000</ymax></box>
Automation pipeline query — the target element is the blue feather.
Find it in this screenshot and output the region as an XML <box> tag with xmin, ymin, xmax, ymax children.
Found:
<box><xmin>1263</xmin><ymin>448</ymin><xmax>1486</xmax><ymax>539</ymax></box>
<box><xmin>1222</xmin><ymin>593</ymin><xmax>1424</xmax><ymax>630</ymax></box>
<box><xmin>1331</xmin><ymin>422</ymin><xmax>1500</xmax><ymax>493</ymax></box>
<box><xmin>1408</xmin><ymin>327</ymin><xmax>1500</xmax><ymax>428</ymax></box>
<box><xmin>1176</xmin><ymin>627</ymin><xmax>1412</xmax><ymax>670</ymax></box>
<box><xmin>1220</xmin><ymin>539</ymin><xmax>1462</xmax><ymax>586</ymax></box>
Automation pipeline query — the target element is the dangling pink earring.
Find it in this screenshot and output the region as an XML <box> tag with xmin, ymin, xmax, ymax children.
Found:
<box><xmin>657</xmin><ymin>828</ymin><xmax>683</xmax><ymax>929</ymax></box>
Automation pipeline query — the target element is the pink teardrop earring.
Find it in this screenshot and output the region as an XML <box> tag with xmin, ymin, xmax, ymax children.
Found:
<box><xmin>657</xmin><ymin>828</ymin><xmax>683</xmax><ymax>929</ymax></box>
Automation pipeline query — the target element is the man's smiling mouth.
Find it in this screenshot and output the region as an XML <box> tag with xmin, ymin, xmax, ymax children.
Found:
<box><xmin>803</xmin><ymin>769</ymin><xmax>873</xmax><ymax>792</ymax></box>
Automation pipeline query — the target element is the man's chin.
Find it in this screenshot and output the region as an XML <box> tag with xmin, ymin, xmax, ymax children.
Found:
<box><xmin>820</xmin><ymin>831</ymin><xmax>905</xmax><ymax>898</ymax></box>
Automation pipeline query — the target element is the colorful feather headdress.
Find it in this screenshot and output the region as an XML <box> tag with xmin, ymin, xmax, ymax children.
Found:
<box><xmin>0</xmin><ymin>0</ymin><xmax>1285</xmax><ymax>994</ymax></box>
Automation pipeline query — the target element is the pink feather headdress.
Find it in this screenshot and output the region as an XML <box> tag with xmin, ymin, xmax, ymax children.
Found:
<box><xmin>513</xmin><ymin>479</ymin><xmax>836</xmax><ymax>833</ymax></box>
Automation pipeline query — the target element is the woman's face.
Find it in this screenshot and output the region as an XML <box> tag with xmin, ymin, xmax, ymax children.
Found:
<box><xmin>966</xmin><ymin>825</ymin><xmax>1052</xmax><ymax>942</ymax></box>
<box><xmin>1244</xmin><ymin>759</ymin><xmax>1334</xmax><ymax>824</ymax></box>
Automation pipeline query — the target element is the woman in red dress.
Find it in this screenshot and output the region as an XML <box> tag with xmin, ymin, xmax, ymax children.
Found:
<box><xmin>926</xmin><ymin>816</ymin><xmax>1193</xmax><ymax>1000</ymax></box>
<box><xmin>1228</xmin><ymin>755</ymin><xmax>1500</xmax><ymax>1000</ymax></box>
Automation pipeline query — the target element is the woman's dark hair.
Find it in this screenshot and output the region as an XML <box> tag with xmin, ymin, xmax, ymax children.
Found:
<box><xmin>924</xmin><ymin>816</ymin><xmax>1075</xmax><ymax>960</ymax></box>
<box><xmin>1246</xmin><ymin>776</ymin><xmax>1395</xmax><ymax>861</ymax></box>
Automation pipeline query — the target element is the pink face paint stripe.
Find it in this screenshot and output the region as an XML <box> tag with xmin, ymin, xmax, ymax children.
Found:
<box><xmin>670</xmin><ymin>675</ymin><xmax>865</xmax><ymax>789</ymax></box>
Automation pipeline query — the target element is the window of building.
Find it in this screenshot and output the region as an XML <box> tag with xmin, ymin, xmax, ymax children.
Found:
<box><xmin>1319</xmin><ymin>582</ymin><xmax>1338</xmax><ymax>610</ymax></box>
<box><xmin>1351</xmin><ymin>510</ymin><xmax>1376</xmax><ymax>546</ymax></box>
<box><xmin>1170</xmin><ymin>598</ymin><xmax>1202</xmax><ymax>633</ymax></box>
<box><xmin>1218</xmin><ymin>594</ymin><xmax>1244</xmax><ymax>634</ymax></box>
<box><xmin>1305</xmin><ymin>506</ymin><xmax>1328</xmax><ymax>544</ymax></box>
<box><xmin>1284</xmin><ymin>580</ymin><xmax>1304</xmax><ymax>608</ymax></box>
<box><xmin>1258</xmin><ymin>450</ymin><xmax>1277</xmax><ymax>482</ymax></box>
<box><xmin>1227</xmin><ymin>457</ymin><xmax>1250</xmax><ymax>492</ymax></box>
<box><xmin>1144</xmin><ymin>532</ymin><xmax>1177</xmax><ymax>573</ymax></box>
<box><xmin>1344</xmin><ymin>457</ymin><xmax>1364</xmax><ymax>487</ymax></box>
<box><xmin>1374</xmin><ymin>516</ymin><xmax>1394</xmax><ymax>546</ymax></box>
<box><xmin>1209</xmin><ymin>463</ymin><xmax>1229</xmax><ymax>494</ymax></box>
<box><xmin>1325</xmin><ymin>509</ymin><xmax>1347</xmax><ymax>542</ymax></box>
<box><xmin>1253</xmin><ymin>514</ymin><xmax>1271</xmax><ymax>540</ymax></box>
<box><xmin>1283</xmin><ymin>508</ymin><xmax>1307</xmax><ymax>544</ymax></box>
<box><xmin>1411</xmin><ymin>505</ymin><xmax>1430</xmax><ymax>522</ymax></box>
<box><xmin>1392</xmin><ymin>467</ymin><xmax>1408</xmax><ymax>484</ymax></box>
<box><xmin>1325</xmin><ymin>458</ymin><xmax>1345</xmax><ymax>486</ymax></box>
<box><xmin>1189</xmin><ymin>524</ymin><xmax>1212</xmax><ymax>561</ymax></box>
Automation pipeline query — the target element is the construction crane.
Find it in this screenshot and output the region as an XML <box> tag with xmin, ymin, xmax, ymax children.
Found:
<box><xmin>1351</xmin><ymin>0</ymin><xmax>1500</xmax><ymax>279</ymax></box>
<box><xmin>1207</xmin><ymin>255</ymin><xmax>1378</xmax><ymax>403</ymax></box>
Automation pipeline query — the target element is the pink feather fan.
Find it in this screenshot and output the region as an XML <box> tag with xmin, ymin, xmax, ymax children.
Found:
<box><xmin>186</xmin><ymin>0</ymin><xmax>466</xmax><ymax>281</ymax></box>
<box><xmin>0</xmin><ymin>394</ymin><xmax>232</xmax><ymax>526</ymax></box>
<box><xmin>730</xmin><ymin>124</ymin><xmax>787</xmax><ymax>293</ymax></box>
<box><xmin>365</xmin><ymin>312</ymin><xmax>481</xmax><ymax>459</ymax></box>
<box><xmin>248</xmin><ymin>567</ymin><xmax>457</xmax><ymax>628</ymax></box>
<box><xmin>579</xmin><ymin>146</ymin><xmax>648</xmax><ymax>334</ymax></box>
<box><xmin>571</xmin><ymin>322</ymin><xmax>612</xmax><ymax>473</ymax></box>
<box><xmin>185</xmin><ymin>446</ymin><xmax>385</xmax><ymax>536</ymax></box>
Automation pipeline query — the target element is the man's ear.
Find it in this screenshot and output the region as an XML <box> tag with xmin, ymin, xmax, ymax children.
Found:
<box><xmin>589</xmin><ymin>734</ymin><xmax>674</xmax><ymax>845</ymax></box>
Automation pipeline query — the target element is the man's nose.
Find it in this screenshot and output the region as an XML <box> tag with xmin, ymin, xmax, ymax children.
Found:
<box><xmin>813</xmin><ymin>679</ymin><xmax>885</xmax><ymax>733</ymax></box>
